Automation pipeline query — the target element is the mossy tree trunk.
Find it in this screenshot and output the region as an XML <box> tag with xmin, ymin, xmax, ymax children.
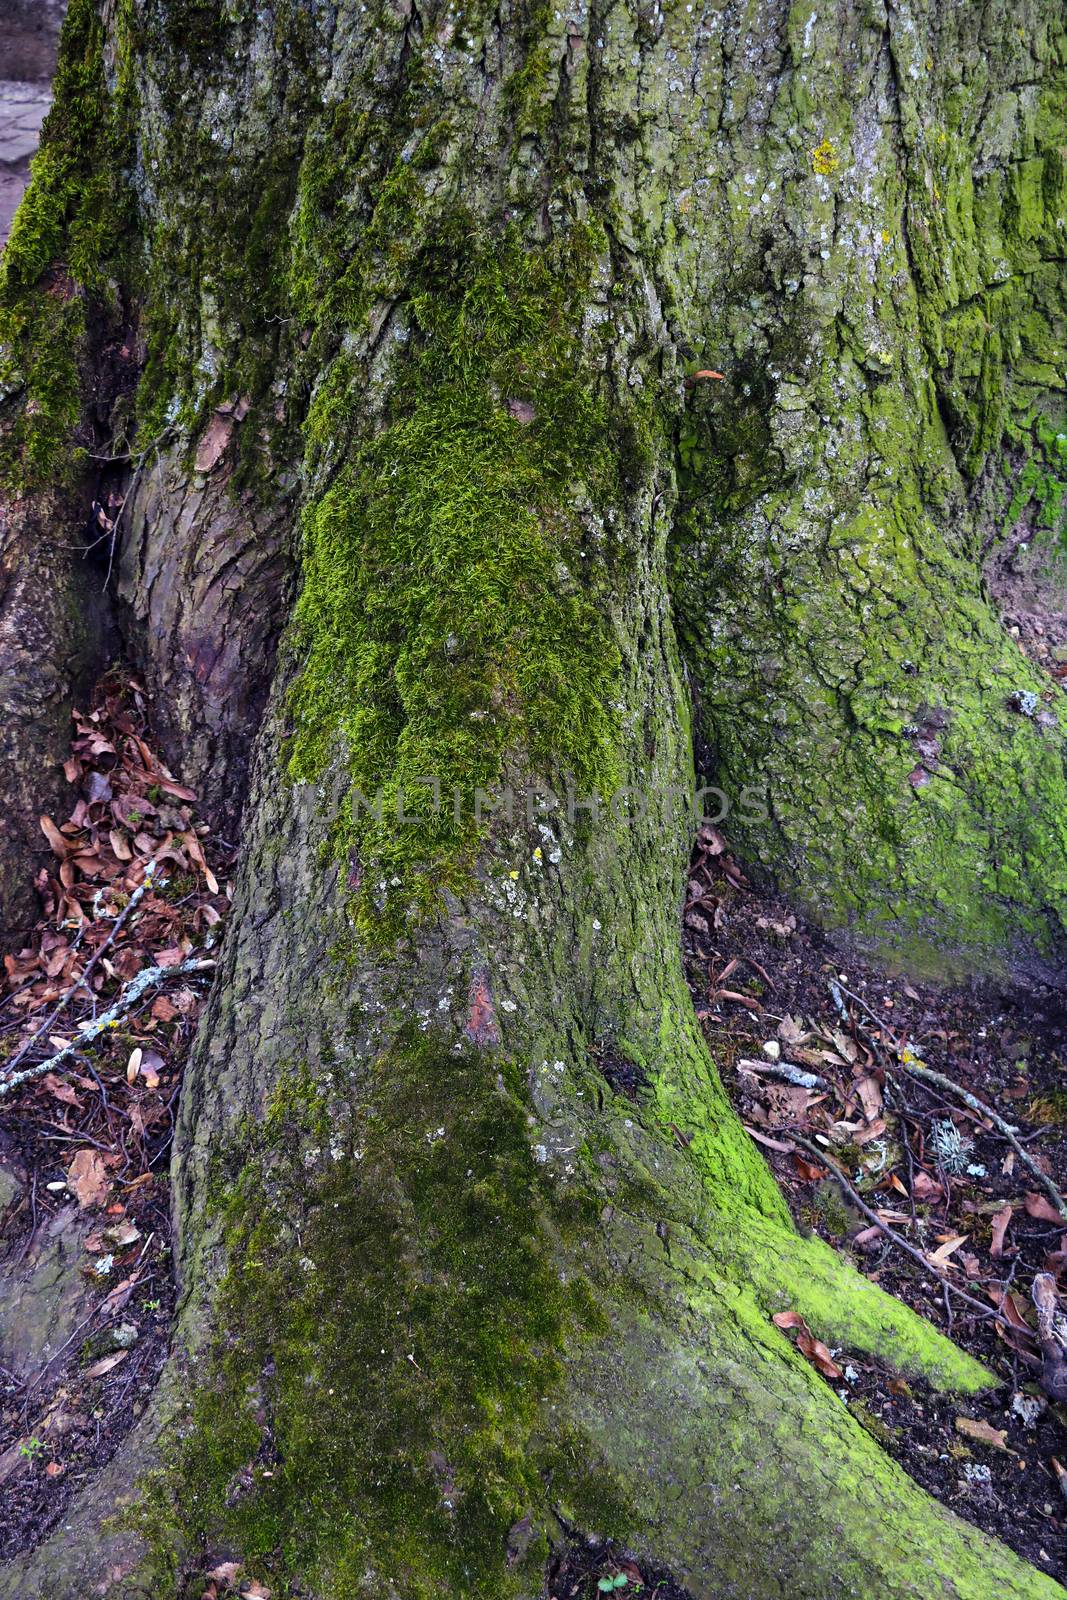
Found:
<box><xmin>0</xmin><ymin>1</ymin><xmax>1066</xmax><ymax>1596</ymax></box>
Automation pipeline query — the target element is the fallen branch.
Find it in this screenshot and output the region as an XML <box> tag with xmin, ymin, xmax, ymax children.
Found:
<box><xmin>0</xmin><ymin>955</ymin><xmax>215</xmax><ymax>1102</ymax></box>
<box><xmin>736</xmin><ymin>1058</ymin><xmax>828</xmax><ymax>1090</ymax></box>
<box><xmin>788</xmin><ymin>1132</ymin><xmax>1020</xmax><ymax>1333</ymax></box>
<box><xmin>2</xmin><ymin>861</ymin><xmax>161</xmax><ymax>1083</ymax></box>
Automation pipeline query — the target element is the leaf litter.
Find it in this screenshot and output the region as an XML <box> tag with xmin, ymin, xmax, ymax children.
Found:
<box><xmin>0</xmin><ymin>671</ymin><xmax>234</xmax><ymax>1559</ymax></box>
<box><xmin>682</xmin><ymin>823</ymin><xmax>1067</xmax><ymax>1583</ymax></box>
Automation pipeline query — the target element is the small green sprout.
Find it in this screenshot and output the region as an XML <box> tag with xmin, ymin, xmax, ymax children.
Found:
<box><xmin>597</xmin><ymin>1578</ymin><xmax>629</xmax><ymax>1593</ymax></box>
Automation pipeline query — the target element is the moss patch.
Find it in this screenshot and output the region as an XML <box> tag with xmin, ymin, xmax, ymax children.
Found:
<box><xmin>287</xmin><ymin>221</ymin><xmax>630</xmax><ymax>936</ymax></box>
<box><xmin>0</xmin><ymin>0</ymin><xmax>137</xmax><ymax>489</ymax></box>
<box><xmin>133</xmin><ymin>1035</ymin><xmax>605</xmax><ymax>1599</ymax></box>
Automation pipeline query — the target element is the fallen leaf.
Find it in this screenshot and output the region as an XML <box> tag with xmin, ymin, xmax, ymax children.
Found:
<box><xmin>771</xmin><ymin>1309</ymin><xmax>843</xmax><ymax>1378</ymax></box>
<box><xmin>207</xmin><ymin>1563</ymin><xmax>243</xmax><ymax>1587</ymax></box>
<box><xmin>796</xmin><ymin>1329</ymin><xmax>844</xmax><ymax>1379</ymax></box>
<box><xmin>955</xmin><ymin>1416</ymin><xmax>1008</xmax><ymax>1451</ymax></box>
<box><xmin>39</xmin><ymin>816</ymin><xmax>71</xmax><ymax>858</ymax></box>
<box><xmin>927</xmin><ymin>1233</ymin><xmax>968</xmax><ymax>1268</ymax></box>
<box><xmin>42</xmin><ymin>1073</ymin><xmax>79</xmax><ymax>1107</ymax></box>
<box><xmin>139</xmin><ymin>1048</ymin><xmax>164</xmax><ymax>1089</ymax></box>
<box><xmin>83</xmin><ymin>1350</ymin><xmax>128</xmax><ymax>1379</ymax></box>
<box><xmin>1025</xmin><ymin>1193</ymin><xmax>1066</xmax><ymax>1225</ymax></box>
<box><xmin>67</xmin><ymin>1149</ymin><xmax>109</xmax><ymax>1209</ymax></box>
<box><xmin>103</xmin><ymin>1221</ymin><xmax>141</xmax><ymax>1249</ymax></box>
<box><xmin>990</xmin><ymin>1204</ymin><xmax>1013</xmax><ymax>1259</ymax></box>
<box><xmin>911</xmin><ymin>1171</ymin><xmax>943</xmax><ymax>1203</ymax></box>
<box><xmin>109</xmin><ymin>828</ymin><xmax>133</xmax><ymax>861</ymax></box>
<box><xmin>853</xmin><ymin>1074</ymin><xmax>883</xmax><ymax>1122</ymax></box>
<box><xmin>745</xmin><ymin>1125</ymin><xmax>796</xmax><ymax>1153</ymax></box>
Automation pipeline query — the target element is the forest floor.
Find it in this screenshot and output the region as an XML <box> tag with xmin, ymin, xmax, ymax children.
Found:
<box><xmin>0</xmin><ymin>678</ymin><xmax>1065</xmax><ymax>1589</ymax></box>
<box><xmin>0</xmin><ymin>671</ymin><xmax>232</xmax><ymax>1560</ymax></box>
<box><xmin>682</xmin><ymin>827</ymin><xmax>1067</xmax><ymax>1585</ymax></box>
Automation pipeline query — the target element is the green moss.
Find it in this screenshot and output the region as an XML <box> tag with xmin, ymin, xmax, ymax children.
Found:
<box><xmin>0</xmin><ymin>0</ymin><xmax>138</xmax><ymax>489</ymax></box>
<box><xmin>132</xmin><ymin>1033</ymin><xmax>605</xmax><ymax>1599</ymax></box>
<box><xmin>287</xmin><ymin>221</ymin><xmax>629</xmax><ymax>937</ymax></box>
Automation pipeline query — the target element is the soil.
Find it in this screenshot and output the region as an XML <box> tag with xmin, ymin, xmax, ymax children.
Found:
<box><xmin>547</xmin><ymin>1537</ymin><xmax>693</xmax><ymax>1599</ymax></box>
<box><xmin>680</xmin><ymin>826</ymin><xmax>1067</xmax><ymax>1584</ymax></box>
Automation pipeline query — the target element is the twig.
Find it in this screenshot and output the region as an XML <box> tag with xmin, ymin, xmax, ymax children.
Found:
<box><xmin>0</xmin><ymin>957</ymin><xmax>215</xmax><ymax>1102</ymax></box>
<box><xmin>828</xmin><ymin>980</ymin><xmax>1067</xmax><ymax>1222</ymax></box>
<box><xmin>788</xmin><ymin>1132</ymin><xmax>1015</xmax><ymax>1331</ymax></box>
<box><xmin>2</xmin><ymin>862</ymin><xmax>161</xmax><ymax>1082</ymax></box>
<box><xmin>736</xmin><ymin>1058</ymin><xmax>828</xmax><ymax>1090</ymax></box>
<box><xmin>898</xmin><ymin>1057</ymin><xmax>1067</xmax><ymax>1222</ymax></box>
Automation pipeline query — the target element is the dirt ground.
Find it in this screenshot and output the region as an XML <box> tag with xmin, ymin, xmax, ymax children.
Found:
<box><xmin>681</xmin><ymin>828</ymin><xmax>1067</xmax><ymax>1585</ymax></box>
<box><xmin>0</xmin><ymin>672</ymin><xmax>232</xmax><ymax>1558</ymax></box>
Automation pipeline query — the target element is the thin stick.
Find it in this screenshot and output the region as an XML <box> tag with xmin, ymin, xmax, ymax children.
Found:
<box><xmin>2</xmin><ymin>862</ymin><xmax>161</xmax><ymax>1082</ymax></box>
<box><xmin>828</xmin><ymin>981</ymin><xmax>1067</xmax><ymax>1222</ymax></box>
<box><xmin>0</xmin><ymin>957</ymin><xmax>215</xmax><ymax>1102</ymax></box>
<box><xmin>788</xmin><ymin>1132</ymin><xmax>1015</xmax><ymax>1331</ymax></box>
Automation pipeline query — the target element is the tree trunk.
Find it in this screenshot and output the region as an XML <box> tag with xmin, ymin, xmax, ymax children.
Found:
<box><xmin>0</xmin><ymin>0</ymin><xmax>1065</xmax><ymax>1596</ymax></box>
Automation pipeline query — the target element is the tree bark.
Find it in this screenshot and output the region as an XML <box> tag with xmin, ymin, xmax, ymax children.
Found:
<box><xmin>0</xmin><ymin>0</ymin><xmax>1065</xmax><ymax>1596</ymax></box>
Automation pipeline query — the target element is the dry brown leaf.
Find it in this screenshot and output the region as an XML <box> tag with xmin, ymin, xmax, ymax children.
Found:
<box><xmin>797</xmin><ymin>1330</ymin><xmax>844</xmax><ymax>1379</ymax></box>
<box><xmin>39</xmin><ymin>816</ymin><xmax>70</xmax><ymax>859</ymax></box>
<box><xmin>791</xmin><ymin>1154</ymin><xmax>827</xmax><ymax>1182</ymax></box>
<box><xmin>42</xmin><ymin>1073</ymin><xmax>79</xmax><ymax>1107</ymax></box>
<box><xmin>745</xmin><ymin>1125</ymin><xmax>796</xmax><ymax>1153</ymax></box>
<box><xmin>1025</xmin><ymin>1193</ymin><xmax>1066</xmax><ymax>1225</ymax></box>
<box><xmin>927</xmin><ymin>1233</ymin><xmax>968</xmax><ymax>1268</ymax></box>
<box><xmin>67</xmin><ymin>1148</ymin><xmax>109</xmax><ymax>1209</ymax></box>
<box><xmin>853</xmin><ymin>1074</ymin><xmax>883</xmax><ymax>1122</ymax></box>
<box><xmin>771</xmin><ymin>1309</ymin><xmax>843</xmax><ymax>1378</ymax></box>
<box><xmin>990</xmin><ymin>1204</ymin><xmax>1013</xmax><ymax>1259</ymax></box>
<box><xmin>911</xmin><ymin>1171</ymin><xmax>943</xmax><ymax>1203</ymax></box>
<box><xmin>772</xmin><ymin>1310</ymin><xmax>806</xmax><ymax>1331</ymax></box>
<box><xmin>207</xmin><ymin>1563</ymin><xmax>243</xmax><ymax>1587</ymax></box>
<box><xmin>954</xmin><ymin>1416</ymin><xmax>1008</xmax><ymax>1451</ymax></box>
<box><xmin>139</xmin><ymin>1048</ymin><xmax>164</xmax><ymax>1088</ymax></box>
<box><xmin>83</xmin><ymin>1350</ymin><xmax>128</xmax><ymax>1379</ymax></box>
